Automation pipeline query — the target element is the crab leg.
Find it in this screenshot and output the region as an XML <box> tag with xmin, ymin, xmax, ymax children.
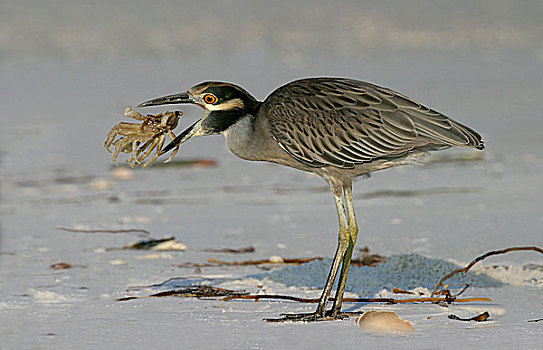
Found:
<box><xmin>143</xmin><ymin>135</ymin><xmax>165</xmax><ymax>167</ymax></box>
<box><xmin>124</xmin><ymin>106</ymin><xmax>147</xmax><ymax>121</ymax></box>
<box><xmin>133</xmin><ymin>138</ymin><xmax>155</xmax><ymax>161</ymax></box>
<box><xmin>164</xmin><ymin>130</ymin><xmax>180</xmax><ymax>163</ymax></box>
<box><xmin>111</xmin><ymin>139</ymin><xmax>127</xmax><ymax>165</ymax></box>
<box><xmin>137</xmin><ymin>137</ymin><xmax>159</xmax><ymax>165</ymax></box>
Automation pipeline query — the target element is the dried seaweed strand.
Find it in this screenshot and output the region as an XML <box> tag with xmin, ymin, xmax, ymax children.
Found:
<box><xmin>431</xmin><ymin>246</ymin><xmax>543</xmax><ymax>297</ymax></box>
<box><xmin>220</xmin><ymin>294</ymin><xmax>490</xmax><ymax>304</ymax></box>
<box><xmin>118</xmin><ymin>286</ymin><xmax>248</xmax><ymax>301</ymax></box>
<box><xmin>206</xmin><ymin>257</ymin><xmax>323</xmax><ymax>266</ymax></box>
<box><xmin>175</xmin><ymin>262</ymin><xmax>218</xmax><ymax>268</ymax></box>
<box><xmin>201</xmin><ymin>246</ymin><xmax>255</xmax><ymax>254</ymax></box>
<box><xmin>56</xmin><ymin>227</ymin><xmax>151</xmax><ymax>236</ymax></box>
<box><xmin>118</xmin><ymin>286</ymin><xmax>491</xmax><ymax>304</ymax></box>
<box><xmin>448</xmin><ymin>311</ymin><xmax>490</xmax><ymax>322</ymax></box>
<box><xmin>175</xmin><ymin>255</ymin><xmax>386</xmax><ymax>269</ymax></box>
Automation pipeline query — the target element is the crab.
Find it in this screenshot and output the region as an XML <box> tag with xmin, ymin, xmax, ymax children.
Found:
<box><xmin>104</xmin><ymin>106</ymin><xmax>182</xmax><ymax>167</ymax></box>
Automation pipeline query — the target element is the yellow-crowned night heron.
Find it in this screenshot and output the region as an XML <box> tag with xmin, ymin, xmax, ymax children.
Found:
<box><xmin>138</xmin><ymin>77</ymin><xmax>484</xmax><ymax>322</ymax></box>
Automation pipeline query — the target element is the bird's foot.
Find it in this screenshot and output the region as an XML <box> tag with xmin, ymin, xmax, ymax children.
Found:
<box><xmin>265</xmin><ymin>310</ymin><xmax>363</xmax><ymax>323</ymax></box>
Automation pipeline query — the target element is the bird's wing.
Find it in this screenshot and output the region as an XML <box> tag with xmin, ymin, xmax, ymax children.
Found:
<box><xmin>265</xmin><ymin>78</ymin><xmax>484</xmax><ymax>168</ymax></box>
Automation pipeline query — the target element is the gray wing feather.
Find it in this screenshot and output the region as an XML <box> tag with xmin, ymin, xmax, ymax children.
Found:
<box><xmin>266</xmin><ymin>78</ymin><xmax>484</xmax><ymax>168</ymax></box>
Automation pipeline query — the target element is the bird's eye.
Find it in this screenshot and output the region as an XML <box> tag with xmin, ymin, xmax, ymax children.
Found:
<box><xmin>203</xmin><ymin>94</ymin><xmax>217</xmax><ymax>104</ymax></box>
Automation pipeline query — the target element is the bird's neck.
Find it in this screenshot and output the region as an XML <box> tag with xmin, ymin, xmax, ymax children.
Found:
<box><xmin>222</xmin><ymin>112</ymin><xmax>291</xmax><ymax>165</ymax></box>
<box><xmin>222</xmin><ymin>114</ymin><xmax>260</xmax><ymax>161</ymax></box>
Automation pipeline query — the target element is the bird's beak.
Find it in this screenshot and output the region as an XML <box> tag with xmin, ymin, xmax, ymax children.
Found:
<box><xmin>137</xmin><ymin>92</ymin><xmax>192</xmax><ymax>107</ymax></box>
<box><xmin>138</xmin><ymin>91</ymin><xmax>202</xmax><ymax>156</ymax></box>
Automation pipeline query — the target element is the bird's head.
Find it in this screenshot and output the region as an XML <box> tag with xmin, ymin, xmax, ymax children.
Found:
<box><xmin>138</xmin><ymin>81</ymin><xmax>260</xmax><ymax>153</ymax></box>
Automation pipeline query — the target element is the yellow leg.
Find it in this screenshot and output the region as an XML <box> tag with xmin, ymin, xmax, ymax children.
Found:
<box><xmin>314</xmin><ymin>185</ymin><xmax>350</xmax><ymax>317</ymax></box>
<box><xmin>331</xmin><ymin>182</ymin><xmax>358</xmax><ymax>314</ymax></box>
<box><xmin>269</xmin><ymin>180</ymin><xmax>358</xmax><ymax>322</ymax></box>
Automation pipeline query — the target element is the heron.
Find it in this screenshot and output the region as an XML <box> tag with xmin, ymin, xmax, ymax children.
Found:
<box><xmin>138</xmin><ymin>77</ymin><xmax>484</xmax><ymax>321</ymax></box>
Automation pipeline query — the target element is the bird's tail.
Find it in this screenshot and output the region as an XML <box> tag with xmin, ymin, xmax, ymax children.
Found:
<box><xmin>413</xmin><ymin>114</ymin><xmax>485</xmax><ymax>151</ymax></box>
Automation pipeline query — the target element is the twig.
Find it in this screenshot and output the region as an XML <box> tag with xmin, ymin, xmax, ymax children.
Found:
<box><xmin>431</xmin><ymin>246</ymin><xmax>543</xmax><ymax>297</ymax></box>
<box><xmin>454</xmin><ymin>284</ymin><xmax>472</xmax><ymax>297</ymax></box>
<box><xmin>433</xmin><ymin>284</ymin><xmax>475</xmax><ymax>299</ymax></box>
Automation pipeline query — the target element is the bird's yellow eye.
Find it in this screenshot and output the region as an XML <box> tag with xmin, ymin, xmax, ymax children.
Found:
<box><xmin>203</xmin><ymin>93</ymin><xmax>217</xmax><ymax>104</ymax></box>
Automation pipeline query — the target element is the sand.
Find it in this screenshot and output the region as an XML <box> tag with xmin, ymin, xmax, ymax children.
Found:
<box><xmin>1</xmin><ymin>1</ymin><xmax>543</xmax><ymax>348</ymax></box>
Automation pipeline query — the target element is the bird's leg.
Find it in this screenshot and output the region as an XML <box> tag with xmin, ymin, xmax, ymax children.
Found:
<box><xmin>331</xmin><ymin>182</ymin><xmax>358</xmax><ymax>315</ymax></box>
<box><xmin>268</xmin><ymin>183</ymin><xmax>354</xmax><ymax>322</ymax></box>
<box><xmin>313</xmin><ymin>188</ymin><xmax>350</xmax><ymax>317</ymax></box>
